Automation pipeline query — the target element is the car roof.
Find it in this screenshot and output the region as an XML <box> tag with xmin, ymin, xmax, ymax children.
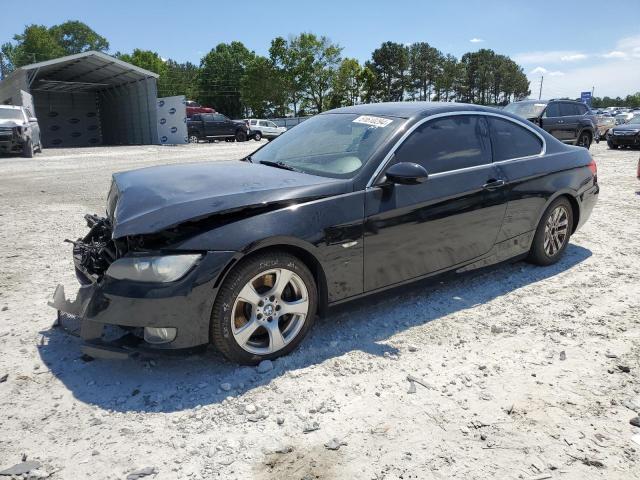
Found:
<box><xmin>324</xmin><ymin>102</ymin><xmax>503</xmax><ymax>120</ymax></box>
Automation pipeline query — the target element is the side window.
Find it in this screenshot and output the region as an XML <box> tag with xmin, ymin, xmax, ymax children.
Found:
<box><xmin>201</xmin><ymin>114</ymin><xmax>214</xmax><ymax>121</ymax></box>
<box><xmin>559</xmin><ymin>103</ymin><xmax>578</xmax><ymax>116</ymax></box>
<box><xmin>250</xmin><ymin>120</ymin><xmax>257</xmax><ymax>125</ymax></box>
<box><xmin>258</xmin><ymin>120</ymin><xmax>269</xmax><ymax>127</ymax></box>
<box><xmin>394</xmin><ymin>115</ymin><xmax>491</xmax><ymax>174</ymax></box>
<box><xmin>489</xmin><ymin>117</ymin><xmax>543</xmax><ymax>161</ymax></box>
<box><xmin>213</xmin><ymin>114</ymin><xmax>227</xmax><ymax>121</ymax></box>
<box><xmin>543</xmin><ymin>103</ymin><xmax>560</xmax><ymax>118</ymax></box>
<box><xmin>577</xmin><ymin>104</ymin><xmax>588</xmax><ymax>115</ymax></box>
<box><xmin>268</xmin><ymin>121</ymin><xmax>278</xmax><ymax>128</ymax></box>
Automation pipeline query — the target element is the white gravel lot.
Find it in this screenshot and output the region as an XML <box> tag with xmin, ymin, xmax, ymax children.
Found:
<box><xmin>0</xmin><ymin>140</ymin><xmax>639</xmax><ymax>480</ymax></box>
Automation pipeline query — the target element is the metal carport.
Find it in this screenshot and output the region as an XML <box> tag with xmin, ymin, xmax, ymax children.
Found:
<box><xmin>0</xmin><ymin>51</ymin><xmax>159</xmax><ymax>147</ymax></box>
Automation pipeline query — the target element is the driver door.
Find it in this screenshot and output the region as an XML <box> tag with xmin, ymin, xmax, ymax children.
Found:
<box><xmin>363</xmin><ymin>114</ymin><xmax>507</xmax><ymax>291</ymax></box>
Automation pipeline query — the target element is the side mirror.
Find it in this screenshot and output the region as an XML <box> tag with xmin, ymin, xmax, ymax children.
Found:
<box><xmin>28</xmin><ymin>117</ymin><xmax>37</xmax><ymax>123</ymax></box>
<box><xmin>384</xmin><ymin>162</ymin><xmax>429</xmax><ymax>185</ymax></box>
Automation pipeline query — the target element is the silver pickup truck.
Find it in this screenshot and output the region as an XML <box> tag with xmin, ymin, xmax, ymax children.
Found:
<box><xmin>0</xmin><ymin>105</ymin><xmax>42</xmax><ymax>157</ymax></box>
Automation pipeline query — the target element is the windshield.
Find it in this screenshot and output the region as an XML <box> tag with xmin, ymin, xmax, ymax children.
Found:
<box><xmin>250</xmin><ymin>113</ymin><xmax>401</xmax><ymax>179</ymax></box>
<box><xmin>626</xmin><ymin>116</ymin><xmax>640</xmax><ymax>125</ymax></box>
<box><xmin>503</xmin><ymin>102</ymin><xmax>546</xmax><ymax>119</ymax></box>
<box><xmin>0</xmin><ymin>108</ymin><xmax>23</xmax><ymax>121</ymax></box>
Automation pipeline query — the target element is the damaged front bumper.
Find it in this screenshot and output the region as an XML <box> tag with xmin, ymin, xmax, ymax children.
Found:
<box><xmin>49</xmin><ymin>236</ymin><xmax>236</xmax><ymax>359</ymax></box>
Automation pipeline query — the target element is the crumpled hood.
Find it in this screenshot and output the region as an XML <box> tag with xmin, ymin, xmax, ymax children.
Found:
<box><xmin>109</xmin><ymin>160</ymin><xmax>349</xmax><ymax>238</ymax></box>
<box><xmin>0</xmin><ymin>119</ymin><xmax>23</xmax><ymax>128</ymax></box>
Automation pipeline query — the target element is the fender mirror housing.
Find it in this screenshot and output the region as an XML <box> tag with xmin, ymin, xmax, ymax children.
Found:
<box><xmin>384</xmin><ymin>162</ymin><xmax>429</xmax><ymax>185</ymax></box>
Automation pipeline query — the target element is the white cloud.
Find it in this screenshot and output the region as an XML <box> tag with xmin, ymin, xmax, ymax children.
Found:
<box><xmin>615</xmin><ymin>34</ymin><xmax>640</xmax><ymax>58</ymax></box>
<box><xmin>529</xmin><ymin>66</ymin><xmax>564</xmax><ymax>76</ymax></box>
<box><xmin>470</xmin><ymin>38</ymin><xmax>484</xmax><ymax>43</ymax></box>
<box><xmin>559</xmin><ymin>53</ymin><xmax>588</xmax><ymax>62</ymax></box>
<box><xmin>514</xmin><ymin>50</ymin><xmax>586</xmax><ymax>64</ymax></box>
<box><xmin>526</xmin><ymin>57</ymin><xmax>640</xmax><ymax>98</ymax></box>
<box><xmin>602</xmin><ymin>50</ymin><xmax>627</xmax><ymax>59</ymax></box>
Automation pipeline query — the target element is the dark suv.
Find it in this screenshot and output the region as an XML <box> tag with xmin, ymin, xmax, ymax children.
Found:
<box><xmin>504</xmin><ymin>99</ymin><xmax>596</xmax><ymax>149</ymax></box>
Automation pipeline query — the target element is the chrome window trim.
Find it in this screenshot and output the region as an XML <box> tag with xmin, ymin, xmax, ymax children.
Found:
<box><xmin>367</xmin><ymin>110</ymin><xmax>547</xmax><ymax>187</ymax></box>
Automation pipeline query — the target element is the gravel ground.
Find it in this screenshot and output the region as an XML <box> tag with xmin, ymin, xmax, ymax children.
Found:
<box><xmin>0</xmin><ymin>141</ymin><xmax>639</xmax><ymax>480</ymax></box>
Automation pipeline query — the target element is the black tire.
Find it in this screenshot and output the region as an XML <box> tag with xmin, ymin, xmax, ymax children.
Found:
<box><xmin>188</xmin><ymin>134</ymin><xmax>199</xmax><ymax>144</ymax></box>
<box><xmin>253</xmin><ymin>131</ymin><xmax>262</xmax><ymax>141</ymax></box>
<box><xmin>235</xmin><ymin>130</ymin><xmax>247</xmax><ymax>142</ymax></box>
<box><xmin>577</xmin><ymin>131</ymin><xmax>591</xmax><ymax>149</ymax></box>
<box><xmin>210</xmin><ymin>251</ymin><xmax>317</xmax><ymax>364</ymax></box>
<box><xmin>607</xmin><ymin>140</ymin><xmax>617</xmax><ymax>149</ymax></box>
<box><xmin>527</xmin><ymin>196</ymin><xmax>574</xmax><ymax>266</ymax></box>
<box><xmin>22</xmin><ymin>138</ymin><xmax>34</xmax><ymax>158</ymax></box>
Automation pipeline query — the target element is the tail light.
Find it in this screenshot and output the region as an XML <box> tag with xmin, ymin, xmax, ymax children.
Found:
<box><xmin>588</xmin><ymin>157</ymin><xmax>597</xmax><ymax>176</ymax></box>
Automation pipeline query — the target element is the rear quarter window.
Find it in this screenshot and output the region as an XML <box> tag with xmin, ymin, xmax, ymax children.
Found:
<box><xmin>489</xmin><ymin>117</ymin><xmax>543</xmax><ymax>161</ymax></box>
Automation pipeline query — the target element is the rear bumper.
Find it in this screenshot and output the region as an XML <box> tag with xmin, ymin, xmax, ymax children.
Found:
<box><xmin>575</xmin><ymin>184</ymin><xmax>599</xmax><ymax>232</ymax></box>
<box><xmin>49</xmin><ymin>250</ymin><xmax>236</xmax><ymax>358</ymax></box>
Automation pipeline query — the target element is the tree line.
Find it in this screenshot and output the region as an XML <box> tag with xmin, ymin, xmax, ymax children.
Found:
<box><xmin>590</xmin><ymin>93</ymin><xmax>640</xmax><ymax>109</ymax></box>
<box><xmin>0</xmin><ymin>21</ymin><xmax>533</xmax><ymax>118</ymax></box>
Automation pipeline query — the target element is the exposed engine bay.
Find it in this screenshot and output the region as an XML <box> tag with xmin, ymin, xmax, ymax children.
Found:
<box><xmin>67</xmin><ymin>214</ymin><xmax>118</xmax><ymax>280</ymax></box>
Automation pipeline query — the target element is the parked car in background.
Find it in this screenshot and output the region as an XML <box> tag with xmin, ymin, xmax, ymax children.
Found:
<box><xmin>504</xmin><ymin>99</ymin><xmax>596</xmax><ymax>148</ymax></box>
<box><xmin>593</xmin><ymin>112</ymin><xmax>616</xmax><ymax>142</ymax></box>
<box><xmin>187</xmin><ymin>113</ymin><xmax>250</xmax><ymax>143</ymax></box>
<box><xmin>0</xmin><ymin>105</ymin><xmax>42</xmax><ymax>157</ymax></box>
<box><xmin>185</xmin><ymin>100</ymin><xmax>215</xmax><ymax>118</ymax></box>
<box><xmin>50</xmin><ymin>102</ymin><xmax>598</xmax><ymax>363</ymax></box>
<box><xmin>607</xmin><ymin>115</ymin><xmax>640</xmax><ymax>149</ymax></box>
<box><xmin>615</xmin><ymin>112</ymin><xmax>635</xmax><ymax>125</ymax></box>
<box><xmin>245</xmin><ymin>119</ymin><xmax>287</xmax><ymax>141</ymax></box>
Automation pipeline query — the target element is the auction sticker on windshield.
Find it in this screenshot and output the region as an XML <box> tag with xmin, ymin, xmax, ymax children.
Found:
<box><xmin>353</xmin><ymin>115</ymin><xmax>393</xmax><ymax>128</ymax></box>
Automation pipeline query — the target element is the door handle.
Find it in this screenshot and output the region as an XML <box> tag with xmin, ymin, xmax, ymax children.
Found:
<box><xmin>558</xmin><ymin>119</ymin><xmax>564</xmax><ymax>124</ymax></box>
<box><xmin>482</xmin><ymin>179</ymin><xmax>506</xmax><ymax>190</ymax></box>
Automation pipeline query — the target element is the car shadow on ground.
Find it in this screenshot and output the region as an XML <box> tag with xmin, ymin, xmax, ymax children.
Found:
<box><xmin>37</xmin><ymin>244</ymin><xmax>592</xmax><ymax>413</ymax></box>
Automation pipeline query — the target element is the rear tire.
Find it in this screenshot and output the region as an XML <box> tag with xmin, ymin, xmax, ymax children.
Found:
<box><xmin>527</xmin><ymin>197</ymin><xmax>574</xmax><ymax>266</ymax></box>
<box><xmin>210</xmin><ymin>251</ymin><xmax>317</xmax><ymax>365</ymax></box>
<box><xmin>577</xmin><ymin>131</ymin><xmax>591</xmax><ymax>149</ymax></box>
<box><xmin>188</xmin><ymin>134</ymin><xmax>199</xmax><ymax>144</ymax></box>
<box><xmin>253</xmin><ymin>132</ymin><xmax>262</xmax><ymax>141</ymax></box>
<box><xmin>235</xmin><ymin>130</ymin><xmax>247</xmax><ymax>142</ymax></box>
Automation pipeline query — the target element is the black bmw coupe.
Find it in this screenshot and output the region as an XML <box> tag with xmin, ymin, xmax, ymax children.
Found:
<box><xmin>51</xmin><ymin>102</ymin><xmax>599</xmax><ymax>364</ymax></box>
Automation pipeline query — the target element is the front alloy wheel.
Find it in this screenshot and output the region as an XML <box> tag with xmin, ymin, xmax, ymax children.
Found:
<box><xmin>211</xmin><ymin>251</ymin><xmax>317</xmax><ymax>364</ymax></box>
<box><xmin>188</xmin><ymin>135</ymin><xmax>199</xmax><ymax>144</ymax></box>
<box><xmin>232</xmin><ymin>269</ymin><xmax>309</xmax><ymax>355</ymax></box>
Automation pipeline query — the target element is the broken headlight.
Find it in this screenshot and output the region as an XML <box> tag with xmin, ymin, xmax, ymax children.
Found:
<box><xmin>106</xmin><ymin>254</ymin><xmax>202</xmax><ymax>283</ymax></box>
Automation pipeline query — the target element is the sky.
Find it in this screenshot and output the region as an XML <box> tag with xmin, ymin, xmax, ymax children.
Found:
<box><xmin>2</xmin><ymin>0</ymin><xmax>639</xmax><ymax>99</ymax></box>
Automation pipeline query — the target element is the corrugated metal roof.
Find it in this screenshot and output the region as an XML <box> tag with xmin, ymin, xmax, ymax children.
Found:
<box><xmin>5</xmin><ymin>51</ymin><xmax>159</xmax><ymax>93</ymax></box>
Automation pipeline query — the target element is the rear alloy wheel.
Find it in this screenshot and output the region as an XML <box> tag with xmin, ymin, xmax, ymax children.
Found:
<box><xmin>235</xmin><ymin>131</ymin><xmax>247</xmax><ymax>142</ymax></box>
<box><xmin>527</xmin><ymin>197</ymin><xmax>573</xmax><ymax>266</ymax></box>
<box><xmin>577</xmin><ymin>132</ymin><xmax>591</xmax><ymax>149</ymax></box>
<box><xmin>188</xmin><ymin>135</ymin><xmax>199</xmax><ymax>144</ymax></box>
<box><xmin>210</xmin><ymin>251</ymin><xmax>317</xmax><ymax>364</ymax></box>
<box><xmin>253</xmin><ymin>131</ymin><xmax>262</xmax><ymax>141</ymax></box>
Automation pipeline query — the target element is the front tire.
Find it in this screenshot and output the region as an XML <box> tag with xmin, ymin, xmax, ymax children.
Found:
<box><xmin>235</xmin><ymin>130</ymin><xmax>247</xmax><ymax>142</ymax></box>
<box><xmin>527</xmin><ymin>197</ymin><xmax>573</xmax><ymax>266</ymax></box>
<box><xmin>607</xmin><ymin>140</ymin><xmax>617</xmax><ymax>149</ymax></box>
<box><xmin>22</xmin><ymin>138</ymin><xmax>34</xmax><ymax>158</ymax></box>
<box><xmin>210</xmin><ymin>251</ymin><xmax>317</xmax><ymax>364</ymax></box>
<box><xmin>253</xmin><ymin>131</ymin><xmax>262</xmax><ymax>141</ymax></box>
<box><xmin>188</xmin><ymin>134</ymin><xmax>199</xmax><ymax>144</ymax></box>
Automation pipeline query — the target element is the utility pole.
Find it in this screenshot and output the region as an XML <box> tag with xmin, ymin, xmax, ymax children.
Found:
<box><xmin>538</xmin><ymin>76</ymin><xmax>544</xmax><ymax>100</ymax></box>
